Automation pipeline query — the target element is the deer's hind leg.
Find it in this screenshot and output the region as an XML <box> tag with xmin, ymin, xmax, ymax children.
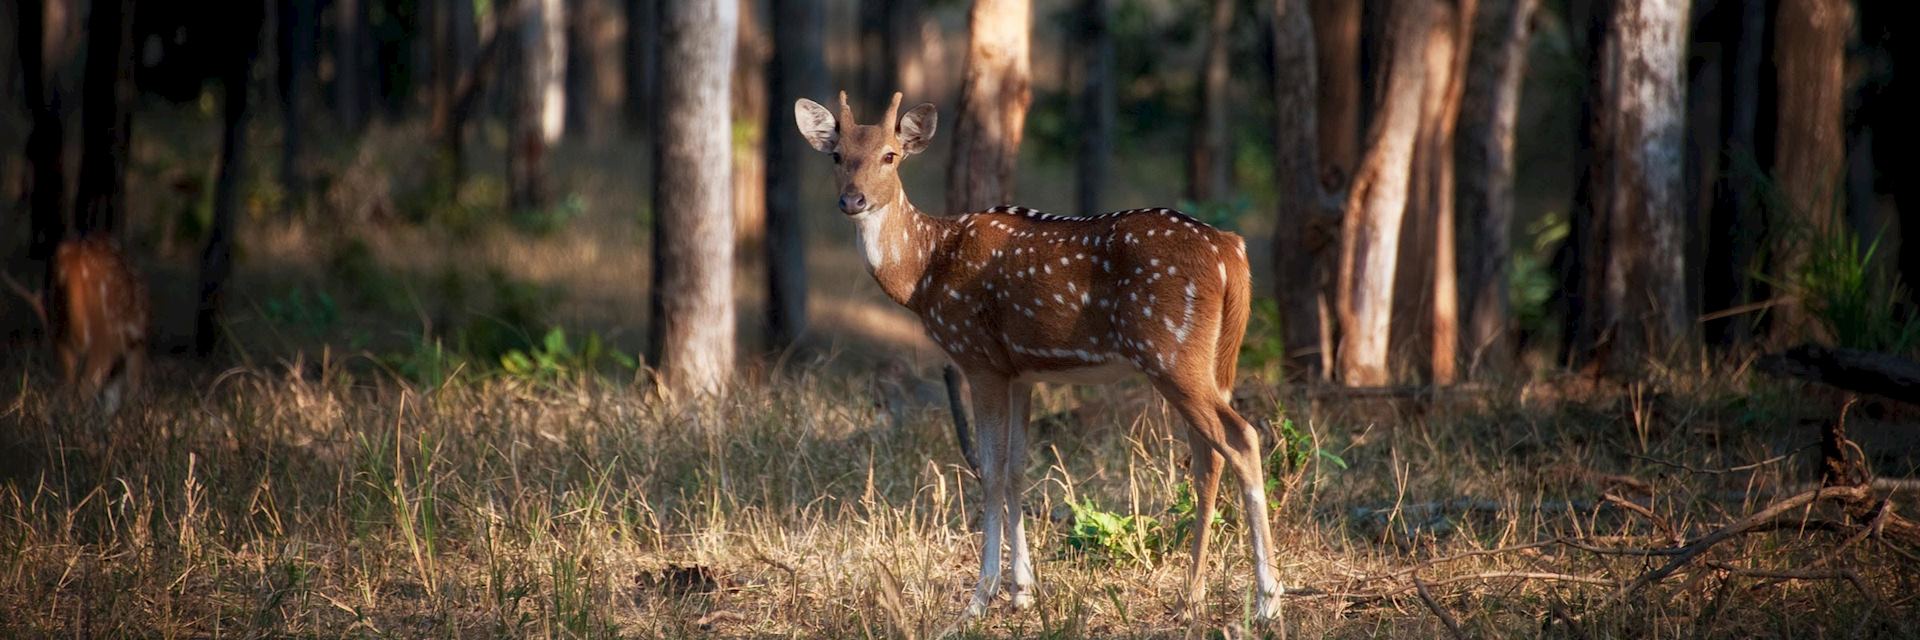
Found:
<box><xmin>1004</xmin><ymin>381</ymin><xmax>1037</xmax><ymax>610</ymax></box>
<box><xmin>1155</xmin><ymin>371</ymin><xmax>1282</xmax><ymax>621</ymax></box>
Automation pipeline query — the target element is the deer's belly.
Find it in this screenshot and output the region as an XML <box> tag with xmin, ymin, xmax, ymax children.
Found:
<box><xmin>1014</xmin><ymin>360</ymin><xmax>1136</xmax><ymax>385</ymax></box>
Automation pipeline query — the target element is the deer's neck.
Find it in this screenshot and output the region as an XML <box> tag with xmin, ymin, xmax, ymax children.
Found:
<box><xmin>852</xmin><ymin>196</ymin><xmax>951</xmax><ymax>306</ymax></box>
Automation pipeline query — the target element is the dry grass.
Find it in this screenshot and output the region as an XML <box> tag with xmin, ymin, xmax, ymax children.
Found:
<box><xmin>2</xmin><ymin>353</ymin><xmax>1916</xmax><ymax>638</ymax></box>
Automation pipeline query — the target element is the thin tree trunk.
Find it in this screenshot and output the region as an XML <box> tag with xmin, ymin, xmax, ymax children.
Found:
<box><xmin>1457</xmin><ymin>0</ymin><xmax>1538</xmax><ymax>377</ymax></box>
<box><xmin>732</xmin><ymin>0</ymin><xmax>769</xmax><ymax>258</ymax></box>
<box><xmin>198</xmin><ymin>0</ymin><xmax>265</xmax><ymax>357</ymax></box>
<box><xmin>624</xmin><ymin>0</ymin><xmax>658</xmax><ymax>134</ymax></box>
<box><xmin>858</xmin><ymin>0</ymin><xmax>888</xmax><ymax>104</ymax></box>
<box><xmin>1311</xmin><ymin>0</ymin><xmax>1364</xmax><ymax>186</ymax></box>
<box><xmin>1574</xmin><ymin>0</ymin><xmax>1691</xmax><ymax>369</ymax></box>
<box><xmin>886</xmin><ymin>0</ymin><xmax>927</xmax><ymax>99</ymax></box>
<box><xmin>947</xmin><ymin>0</ymin><xmax>1032</xmax><ymax>214</ymax></box>
<box><xmin>1336</xmin><ymin>0</ymin><xmax>1433</xmax><ymax>386</ymax></box>
<box><xmin>1189</xmin><ymin>0</ymin><xmax>1234</xmax><ymax>203</ymax></box>
<box><xmin>1770</xmin><ymin>0</ymin><xmax>1853</xmax><ymax>343</ymax></box>
<box><xmin>279</xmin><ymin>0</ymin><xmax>315</xmax><ymax>211</ymax></box>
<box><xmin>1272</xmin><ymin>0</ymin><xmax>1336</xmax><ymax>379</ymax></box>
<box><xmin>18</xmin><ymin>0</ymin><xmax>67</xmax><ymax>268</ymax></box>
<box><xmin>765</xmin><ymin>0</ymin><xmax>826</xmax><ymax>350</ymax></box>
<box><xmin>1428</xmin><ymin>0</ymin><xmax>1476</xmax><ymax>384</ymax></box>
<box><xmin>73</xmin><ymin>0</ymin><xmax>134</xmax><ymax>237</ymax></box>
<box><xmin>334</xmin><ymin>0</ymin><xmax>365</xmax><ymax>130</ymax></box>
<box><xmin>1075</xmin><ymin>0</ymin><xmax>1114</xmax><ymax>216</ymax></box>
<box><xmin>1703</xmin><ymin>0</ymin><xmax>1766</xmax><ymax>346</ymax></box>
<box><xmin>509</xmin><ymin>0</ymin><xmax>567</xmax><ymax>212</ymax></box>
<box><xmin>650</xmin><ymin>0</ymin><xmax>737</xmax><ymax>396</ymax></box>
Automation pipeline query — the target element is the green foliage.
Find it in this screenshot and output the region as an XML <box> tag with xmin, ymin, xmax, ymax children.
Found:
<box><xmin>499</xmin><ymin>327</ymin><xmax>638</xmax><ymax>384</ymax></box>
<box><xmin>328</xmin><ymin>238</ymin><xmax>410</xmax><ymax>313</ymax></box>
<box><xmin>1511</xmin><ymin>212</ymin><xmax>1569</xmax><ymax>340</ymax></box>
<box><xmin>1063</xmin><ymin>498</ymin><xmax>1161</xmax><ymax>566</ymax></box>
<box><xmin>1794</xmin><ymin>227</ymin><xmax>1920</xmax><ymax>354</ymax></box>
<box><xmin>1238</xmin><ymin>297</ymin><xmax>1287</xmax><ymax>379</ymax></box>
<box><xmin>1269</xmin><ymin>412</ymin><xmax>1346</xmax><ymax>475</ymax></box>
<box><xmin>510</xmin><ymin>192</ymin><xmax>586</xmax><ymax>237</ymax></box>
<box><xmin>381</xmin><ymin>334</ymin><xmax>471</xmax><ymax>388</ymax></box>
<box><xmin>260</xmin><ymin>287</ymin><xmax>340</xmax><ymax>338</ymax></box>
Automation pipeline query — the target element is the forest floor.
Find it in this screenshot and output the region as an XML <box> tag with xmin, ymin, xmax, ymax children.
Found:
<box><xmin>2</xmin><ymin>108</ymin><xmax>1917</xmax><ymax>637</ymax></box>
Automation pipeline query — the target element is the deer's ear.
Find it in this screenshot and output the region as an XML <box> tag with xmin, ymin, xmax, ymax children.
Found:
<box><xmin>794</xmin><ymin>98</ymin><xmax>839</xmax><ymax>153</ymax></box>
<box><xmin>898</xmin><ymin>103</ymin><xmax>937</xmax><ymax>155</ymax></box>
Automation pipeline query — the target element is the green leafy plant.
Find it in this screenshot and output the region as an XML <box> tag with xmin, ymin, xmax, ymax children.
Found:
<box><xmin>1794</xmin><ymin>226</ymin><xmax>1920</xmax><ymax>354</ymax></box>
<box><xmin>1063</xmin><ymin>498</ymin><xmax>1162</xmax><ymax>566</ymax></box>
<box><xmin>499</xmin><ymin>327</ymin><xmax>637</xmax><ymax>384</ymax></box>
<box><xmin>260</xmin><ymin>287</ymin><xmax>340</xmax><ymax>337</ymax></box>
<box><xmin>1511</xmin><ymin>211</ymin><xmax>1568</xmax><ymax>340</ymax></box>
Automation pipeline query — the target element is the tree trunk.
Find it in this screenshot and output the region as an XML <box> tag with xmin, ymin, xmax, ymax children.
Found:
<box><xmin>624</xmin><ymin>0</ymin><xmax>658</xmax><ymax>134</ymax></box>
<box><xmin>1426</xmin><ymin>0</ymin><xmax>1474</xmax><ymax>385</ymax></box>
<box><xmin>765</xmin><ymin>0</ymin><xmax>826</xmax><ymax>350</ymax></box>
<box><xmin>1336</xmin><ymin>0</ymin><xmax>1433</xmax><ymax>386</ymax></box>
<box><xmin>1272</xmin><ymin>0</ymin><xmax>1336</xmax><ymax>379</ymax></box>
<box><xmin>509</xmin><ymin>0</ymin><xmax>567</xmax><ymax>212</ymax></box>
<box><xmin>1703</xmin><ymin>0</ymin><xmax>1767</xmax><ymax>346</ymax></box>
<box><xmin>73</xmin><ymin>0</ymin><xmax>134</xmax><ymax>237</ymax></box>
<box><xmin>197</xmin><ymin>0</ymin><xmax>265</xmax><ymax>357</ymax></box>
<box><xmin>1456</xmin><ymin>0</ymin><xmax>1538</xmax><ymax>377</ymax></box>
<box><xmin>1311</xmin><ymin>0</ymin><xmax>1365</xmax><ymax>186</ymax></box>
<box><xmin>732</xmin><ymin>0</ymin><xmax>769</xmax><ymax>258</ymax></box>
<box><xmin>1188</xmin><ymin>0</ymin><xmax>1234</xmax><ymax>203</ymax></box>
<box><xmin>887</xmin><ymin>0</ymin><xmax>927</xmax><ymax>99</ymax></box>
<box><xmin>278</xmin><ymin>0</ymin><xmax>315</xmax><ymax>210</ymax></box>
<box><xmin>1075</xmin><ymin>0</ymin><xmax>1114</xmax><ymax>216</ymax></box>
<box><xmin>17</xmin><ymin>0</ymin><xmax>67</xmax><ymax>268</ymax></box>
<box><xmin>333</xmin><ymin>0</ymin><xmax>365</xmax><ymax>130</ymax></box>
<box><xmin>1573</xmin><ymin>0</ymin><xmax>1691</xmax><ymax>370</ymax></box>
<box><xmin>564</xmin><ymin>0</ymin><xmax>624</xmax><ymax>140</ymax></box>
<box><xmin>1770</xmin><ymin>0</ymin><xmax>1853</xmax><ymax>343</ymax></box>
<box><xmin>650</xmin><ymin>0</ymin><xmax>737</xmax><ymax>396</ymax></box>
<box><xmin>946</xmin><ymin>0</ymin><xmax>1032</xmax><ymax>214</ymax></box>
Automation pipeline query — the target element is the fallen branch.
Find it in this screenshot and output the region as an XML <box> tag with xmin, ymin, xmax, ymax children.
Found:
<box><xmin>1756</xmin><ymin>343</ymin><xmax>1920</xmax><ymax>404</ymax></box>
<box><xmin>1600</xmin><ymin>483</ymin><xmax>1872</xmax><ymax>610</ymax></box>
<box><xmin>1412</xmin><ymin>575</ymin><xmax>1465</xmax><ymax>640</ymax></box>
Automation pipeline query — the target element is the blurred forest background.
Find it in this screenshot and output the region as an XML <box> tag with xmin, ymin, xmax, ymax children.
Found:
<box><xmin>3</xmin><ymin>0</ymin><xmax>1919</xmax><ymax>637</ymax></box>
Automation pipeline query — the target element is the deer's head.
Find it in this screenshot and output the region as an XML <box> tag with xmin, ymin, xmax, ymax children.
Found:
<box><xmin>794</xmin><ymin>91</ymin><xmax>937</xmax><ymax>215</ymax></box>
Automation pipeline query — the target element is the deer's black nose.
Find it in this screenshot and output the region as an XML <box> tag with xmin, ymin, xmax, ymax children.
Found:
<box><xmin>839</xmin><ymin>192</ymin><xmax>869</xmax><ymax>214</ymax></box>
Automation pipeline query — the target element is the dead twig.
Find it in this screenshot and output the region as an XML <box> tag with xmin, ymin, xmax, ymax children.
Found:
<box><xmin>1600</xmin><ymin>483</ymin><xmax>1872</xmax><ymax>610</ymax></box>
<box><xmin>1625</xmin><ymin>443</ymin><xmax>1815</xmax><ymax>476</ymax></box>
<box><xmin>1412</xmin><ymin>575</ymin><xmax>1465</xmax><ymax>640</ymax></box>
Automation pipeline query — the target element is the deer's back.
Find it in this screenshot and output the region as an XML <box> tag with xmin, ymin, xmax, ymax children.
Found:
<box><xmin>52</xmin><ymin>238</ymin><xmax>149</xmax><ymax>386</ymax></box>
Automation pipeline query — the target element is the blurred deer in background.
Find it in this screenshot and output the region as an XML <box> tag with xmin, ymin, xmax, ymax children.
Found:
<box><xmin>794</xmin><ymin>92</ymin><xmax>1280</xmax><ymax>620</ymax></box>
<box><xmin>4</xmin><ymin>236</ymin><xmax>151</xmax><ymax>412</ymax></box>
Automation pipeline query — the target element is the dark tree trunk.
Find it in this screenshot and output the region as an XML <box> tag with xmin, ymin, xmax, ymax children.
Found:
<box><xmin>333</xmin><ymin>0</ymin><xmax>366</xmax><ymax>130</ymax></box>
<box><xmin>1457</xmin><ymin>0</ymin><xmax>1538</xmax><ymax>377</ymax></box>
<box><xmin>278</xmin><ymin>0</ymin><xmax>315</xmax><ymax>210</ymax></box>
<box><xmin>765</xmin><ymin>0</ymin><xmax>827</xmax><ymax>350</ymax></box>
<box><xmin>887</xmin><ymin>0</ymin><xmax>927</xmax><ymax>99</ymax></box>
<box><xmin>1336</xmin><ymin>0</ymin><xmax>1433</xmax><ymax>386</ymax></box>
<box><xmin>1271</xmin><ymin>0</ymin><xmax>1336</xmax><ymax>379</ymax></box>
<box><xmin>1703</xmin><ymin>0</ymin><xmax>1769</xmax><ymax>346</ymax></box>
<box><xmin>73</xmin><ymin>0</ymin><xmax>134</xmax><ymax>237</ymax></box>
<box><xmin>433</xmin><ymin>0</ymin><xmax>514</xmax><ymax>189</ymax></box>
<box><xmin>508</xmin><ymin>0</ymin><xmax>566</xmax><ymax>212</ymax></box>
<box><xmin>197</xmin><ymin>0</ymin><xmax>265</xmax><ymax>357</ymax></box>
<box><xmin>649</xmin><ymin>0</ymin><xmax>737</xmax><ymax>396</ymax></box>
<box><xmin>1311</xmin><ymin>0</ymin><xmax>1365</xmax><ymax>186</ymax></box>
<box><xmin>17</xmin><ymin>0</ymin><xmax>67</xmax><ymax>268</ymax></box>
<box><xmin>565</xmin><ymin>0</ymin><xmax>622</xmax><ymax>140</ymax></box>
<box><xmin>732</xmin><ymin>0</ymin><xmax>769</xmax><ymax>261</ymax></box>
<box><xmin>1770</xmin><ymin>0</ymin><xmax>1853</xmax><ymax>343</ymax></box>
<box><xmin>947</xmin><ymin>0</ymin><xmax>1032</xmax><ymax>214</ymax></box>
<box><xmin>624</xmin><ymin>0</ymin><xmax>658</xmax><ymax>135</ymax></box>
<box><xmin>1075</xmin><ymin>0</ymin><xmax>1114</xmax><ymax>216</ymax></box>
<box><xmin>1188</xmin><ymin>0</ymin><xmax>1234</xmax><ymax>203</ymax></box>
<box><xmin>1571</xmin><ymin>0</ymin><xmax>1692</xmax><ymax>370</ymax></box>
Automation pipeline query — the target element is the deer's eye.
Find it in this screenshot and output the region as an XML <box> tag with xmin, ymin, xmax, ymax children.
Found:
<box><xmin>831</xmin><ymin>152</ymin><xmax>843</xmax><ymax>164</ymax></box>
<box><xmin>882</xmin><ymin>152</ymin><xmax>898</xmax><ymax>165</ymax></box>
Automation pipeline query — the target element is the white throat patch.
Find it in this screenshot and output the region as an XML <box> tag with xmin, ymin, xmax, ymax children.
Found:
<box><xmin>852</xmin><ymin>205</ymin><xmax>891</xmax><ymax>273</ymax></box>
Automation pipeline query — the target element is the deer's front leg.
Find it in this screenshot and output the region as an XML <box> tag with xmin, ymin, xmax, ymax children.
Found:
<box><xmin>963</xmin><ymin>372</ymin><xmax>1011</xmax><ymax>618</ymax></box>
<box><xmin>1004</xmin><ymin>381</ymin><xmax>1036</xmax><ymax>610</ymax></box>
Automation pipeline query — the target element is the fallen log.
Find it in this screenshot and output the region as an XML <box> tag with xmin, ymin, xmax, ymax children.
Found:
<box><xmin>1756</xmin><ymin>343</ymin><xmax>1920</xmax><ymax>403</ymax></box>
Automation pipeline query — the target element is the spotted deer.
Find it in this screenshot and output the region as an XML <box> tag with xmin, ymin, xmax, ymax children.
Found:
<box><xmin>794</xmin><ymin>92</ymin><xmax>1281</xmax><ymax>619</ymax></box>
<box><xmin>2</xmin><ymin>236</ymin><xmax>151</xmax><ymax>411</ymax></box>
